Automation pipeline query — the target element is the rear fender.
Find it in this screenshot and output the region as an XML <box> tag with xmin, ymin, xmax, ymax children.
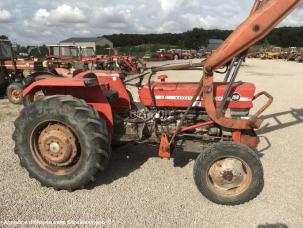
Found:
<box><xmin>98</xmin><ymin>75</ymin><xmax>131</xmax><ymax>112</ymax></box>
<box><xmin>23</xmin><ymin>76</ymin><xmax>114</xmax><ymax>135</ymax></box>
<box><xmin>74</xmin><ymin>70</ymin><xmax>131</xmax><ymax>112</ymax></box>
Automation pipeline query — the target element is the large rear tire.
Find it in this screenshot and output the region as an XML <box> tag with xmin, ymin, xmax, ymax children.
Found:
<box><xmin>13</xmin><ymin>95</ymin><xmax>111</xmax><ymax>191</ymax></box>
<box><xmin>193</xmin><ymin>142</ymin><xmax>263</xmax><ymax>205</ymax></box>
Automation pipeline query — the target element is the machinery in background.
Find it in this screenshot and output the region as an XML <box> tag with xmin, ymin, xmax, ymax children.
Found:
<box><xmin>0</xmin><ymin>38</ymin><xmax>43</xmax><ymax>104</ymax></box>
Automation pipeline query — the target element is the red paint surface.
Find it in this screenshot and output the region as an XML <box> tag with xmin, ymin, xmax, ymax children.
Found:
<box><xmin>139</xmin><ymin>81</ymin><xmax>256</xmax><ymax>109</ymax></box>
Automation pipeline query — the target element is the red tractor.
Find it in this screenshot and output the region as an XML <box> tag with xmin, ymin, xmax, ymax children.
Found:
<box><xmin>170</xmin><ymin>49</ymin><xmax>195</xmax><ymax>60</ymax></box>
<box><xmin>13</xmin><ymin>0</ymin><xmax>301</xmax><ymax>205</ymax></box>
<box><xmin>45</xmin><ymin>45</ymin><xmax>92</xmax><ymax>70</ymax></box>
<box><xmin>111</xmin><ymin>55</ymin><xmax>145</xmax><ymax>74</ymax></box>
<box><xmin>0</xmin><ymin>38</ymin><xmax>43</xmax><ymax>104</ymax></box>
<box><xmin>45</xmin><ymin>45</ymin><xmax>145</xmax><ymax>75</ymax></box>
<box><xmin>15</xmin><ymin>60</ymin><xmax>269</xmax><ymax>206</ymax></box>
<box><xmin>153</xmin><ymin>49</ymin><xmax>174</xmax><ymax>61</ymax></box>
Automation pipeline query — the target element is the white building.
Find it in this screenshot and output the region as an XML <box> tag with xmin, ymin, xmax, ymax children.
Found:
<box><xmin>60</xmin><ymin>37</ymin><xmax>113</xmax><ymax>51</ymax></box>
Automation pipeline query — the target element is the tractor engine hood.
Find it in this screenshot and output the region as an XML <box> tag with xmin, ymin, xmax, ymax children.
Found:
<box><xmin>139</xmin><ymin>81</ymin><xmax>256</xmax><ymax>110</ymax></box>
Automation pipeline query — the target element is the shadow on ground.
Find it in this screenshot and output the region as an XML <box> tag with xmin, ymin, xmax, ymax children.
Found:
<box><xmin>257</xmin><ymin>223</ymin><xmax>288</xmax><ymax>228</ymax></box>
<box><xmin>89</xmin><ymin>143</ymin><xmax>198</xmax><ymax>188</ymax></box>
<box><xmin>257</xmin><ymin>108</ymin><xmax>303</xmax><ymax>135</ymax></box>
<box><xmin>256</xmin><ymin>108</ymin><xmax>303</xmax><ymax>153</ymax></box>
<box><xmin>89</xmin><ymin>108</ymin><xmax>303</xmax><ymax>187</ymax></box>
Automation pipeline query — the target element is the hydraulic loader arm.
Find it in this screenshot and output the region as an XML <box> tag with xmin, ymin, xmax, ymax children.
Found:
<box><xmin>202</xmin><ymin>0</ymin><xmax>302</xmax><ymax>129</ymax></box>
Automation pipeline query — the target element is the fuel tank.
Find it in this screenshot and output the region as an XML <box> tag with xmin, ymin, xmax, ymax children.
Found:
<box><xmin>139</xmin><ymin>81</ymin><xmax>256</xmax><ymax>109</ymax></box>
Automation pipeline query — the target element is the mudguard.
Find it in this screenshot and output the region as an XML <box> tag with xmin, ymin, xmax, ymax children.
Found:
<box><xmin>23</xmin><ymin>74</ymin><xmax>114</xmax><ymax>135</ymax></box>
<box><xmin>74</xmin><ymin>70</ymin><xmax>131</xmax><ymax>112</ymax></box>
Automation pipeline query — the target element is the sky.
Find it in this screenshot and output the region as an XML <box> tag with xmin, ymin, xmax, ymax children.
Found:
<box><xmin>0</xmin><ymin>0</ymin><xmax>302</xmax><ymax>45</ymax></box>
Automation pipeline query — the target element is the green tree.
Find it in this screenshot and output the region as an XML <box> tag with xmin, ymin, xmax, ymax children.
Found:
<box><xmin>0</xmin><ymin>35</ymin><xmax>9</xmax><ymax>40</ymax></box>
<box><xmin>96</xmin><ymin>44</ymin><xmax>111</xmax><ymax>55</ymax></box>
<box><xmin>29</xmin><ymin>45</ymin><xmax>48</xmax><ymax>58</ymax></box>
<box><xmin>184</xmin><ymin>28</ymin><xmax>208</xmax><ymax>50</ymax></box>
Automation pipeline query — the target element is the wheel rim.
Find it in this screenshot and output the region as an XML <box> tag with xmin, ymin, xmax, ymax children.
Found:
<box><xmin>11</xmin><ymin>88</ymin><xmax>21</xmax><ymax>102</ymax></box>
<box><xmin>206</xmin><ymin>157</ymin><xmax>252</xmax><ymax>197</ymax></box>
<box><xmin>30</xmin><ymin>122</ymin><xmax>81</xmax><ymax>176</ymax></box>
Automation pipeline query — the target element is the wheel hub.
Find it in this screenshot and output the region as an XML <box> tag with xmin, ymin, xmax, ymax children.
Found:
<box><xmin>38</xmin><ymin>124</ymin><xmax>77</xmax><ymax>167</ymax></box>
<box><xmin>12</xmin><ymin>89</ymin><xmax>20</xmax><ymax>98</ymax></box>
<box><xmin>11</xmin><ymin>88</ymin><xmax>21</xmax><ymax>102</ymax></box>
<box><xmin>49</xmin><ymin>142</ymin><xmax>60</xmax><ymax>153</ymax></box>
<box><xmin>208</xmin><ymin>158</ymin><xmax>251</xmax><ymax>196</ymax></box>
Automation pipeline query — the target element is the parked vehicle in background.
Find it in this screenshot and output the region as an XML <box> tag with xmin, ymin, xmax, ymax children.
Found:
<box><xmin>143</xmin><ymin>52</ymin><xmax>152</xmax><ymax>61</ymax></box>
<box><xmin>153</xmin><ymin>49</ymin><xmax>174</xmax><ymax>61</ymax></box>
<box><xmin>0</xmin><ymin>38</ymin><xmax>43</xmax><ymax>104</ymax></box>
<box><xmin>286</xmin><ymin>47</ymin><xmax>300</xmax><ymax>61</ymax></box>
<box><xmin>45</xmin><ymin>45</ymin><xmax>144</xmax><ymax>74</ymax></box>
<box><xmin>248</xmin><ymin>46</ymin><xmax>303</xmax><ymax>62</ymax></box>
<box><xmin>45</xmin><ymin>45</ymin><xmax>83</xmax><ymax>70</ymax></box>
<box><xmin>153</xmin><ymin>49</ymin><xmax>199</xmax><ymax>61</ymax></box>
<box><xmin>261</xmin><ymin>47</ymin><xmax>284</xmax><ymax>59</ymax></box>
<box><xmin>196</xmin><ymin>48</ymin><xmax>207</xmax><ymax>58</ymax></box>
<box><xmin>181</xmin><ymin>50</ymin><xmax>193</xmax><ymax>59</ymax></box>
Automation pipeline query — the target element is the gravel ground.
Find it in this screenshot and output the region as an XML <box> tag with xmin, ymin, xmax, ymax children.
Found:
<box><xmin>0</xmin><ymin>59</ymin><xmax>303</xmax><ymax>227</ymax></box>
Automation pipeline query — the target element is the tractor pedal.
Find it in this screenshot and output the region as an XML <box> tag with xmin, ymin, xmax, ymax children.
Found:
<box><xmin>158</xmin><ymin>133</ymin><xmax>171</xmax><ymax>159</ymax></box>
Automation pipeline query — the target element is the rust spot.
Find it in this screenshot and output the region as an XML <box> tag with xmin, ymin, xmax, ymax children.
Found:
<box><xmin>215</xmin><ymin>112</ymin><xmax>223</xmax><ymax>119</ymax></box>
<box><xmin>205</xmin><ymin>86</ymin><xmax>213</xmax><ymax>94</ymax></box>
<box><xmin>241</xmin><ymin>134</ymin><xmax>258</xmax><ymax>149</ymax></box>
<box><xmin>205</xmin><ymin>66</ymin><xmax>213</xmax><ymax>74</ymax></box>
<box><xmin>253</xmin><ymin>24</ymin><xmax>260</xmax><ymax>32</ymax></box>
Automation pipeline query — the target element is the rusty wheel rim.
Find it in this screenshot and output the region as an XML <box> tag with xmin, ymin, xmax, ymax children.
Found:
<box><xmin>206</xmin><ymin>157</ymin><xmax>252</xmax><ymax>197</ymax></box>
<box><xmin>30</xmin><ymin>122</ymin><xmax>81</xmax><ymax>176</ymax></box>
<box><xmin>11</xmin><ymin>88</ymin><xmax>21</xmax><ymax>102</ymax></box>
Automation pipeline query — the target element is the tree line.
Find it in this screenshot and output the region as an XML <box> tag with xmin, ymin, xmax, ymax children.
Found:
<box><xmin>105</xmin><ymin>26</ymin><xmax>303</xmax><ymax>49</ymax></box>
<box><xmin>2</xmin><ymin>26</ymin><xmax>303</xmax><ymax>58</ymax></box>
<box><xmin>104</xmin><ymin>28</ymin><xmax>230</xmax><ymax>50</ymax></box>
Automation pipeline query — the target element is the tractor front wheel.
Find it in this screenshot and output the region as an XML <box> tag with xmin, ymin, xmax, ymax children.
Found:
<box><xmin>7</xmin><ymin>82</ymin><xmax>23</xmax><ymax>104</ymax></box>
<box><xmin>193</xmin><ymin>142</ymin><xmax>263</xmax><ymax>205</ymax></box>
<box><xmin>13</xmin><ymin>95</ymin><xmax>111</xmax><ymax>191</ymax></box>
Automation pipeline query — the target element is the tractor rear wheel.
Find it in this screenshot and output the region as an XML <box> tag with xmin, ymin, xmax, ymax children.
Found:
<box><xmin>7</xmin><ymin>82</ymin><xmax>23</xmax><ymax>104</ymax></box>
<box><xmin>13</xmin><ymin>95</ymin><xmax>111</xmax><ymax>191</ymax></box>
<box><xmin>193</xmin><ymin>142</ymin><xmax>263</xmax><ymax>205</ymax></box>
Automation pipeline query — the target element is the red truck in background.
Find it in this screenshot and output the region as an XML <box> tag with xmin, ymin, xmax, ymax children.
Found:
<box><xmin>153</xmin><ymin>49</ymin><xmax>205</xmax><ymax>61</ymax></box>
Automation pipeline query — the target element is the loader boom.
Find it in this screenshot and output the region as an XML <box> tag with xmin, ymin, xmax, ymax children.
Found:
<box><xmin>202</xmin><ymin>0</ymin><xmax>302</xmax><ymax>130</ymax></box>
<box><xmin>205</xmin><ymin>0</ymin><xmax>302</xmax><ymax>70</ymax></box>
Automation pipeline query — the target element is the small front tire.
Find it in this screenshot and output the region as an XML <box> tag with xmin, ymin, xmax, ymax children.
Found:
<box><xmin>193</xmin><ymin>142</ymin><xmax>264</xmax><ymax>205</ymax></box>
<box><xmin>7</xmin><ymin>82</ymin><xmax>23</xmax><ymax>104</ymax></box>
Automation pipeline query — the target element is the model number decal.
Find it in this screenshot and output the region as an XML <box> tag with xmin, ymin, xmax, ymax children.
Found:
<box><xmin>155</xmin><ymin>94</ymin><xmax>252</xmax><ymax>102</ymax></box>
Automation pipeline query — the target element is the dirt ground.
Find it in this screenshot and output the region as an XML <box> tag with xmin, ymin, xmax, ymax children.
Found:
<box><xmin>0</xmin><ymin>59</ymin><xmax>303</xmax><ymax>227</ymax></box>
